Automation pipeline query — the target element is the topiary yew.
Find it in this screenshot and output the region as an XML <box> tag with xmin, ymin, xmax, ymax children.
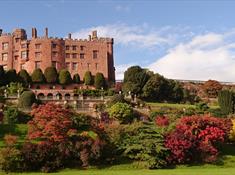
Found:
<box><xmin>44</xmin><ymin>67</ymin><xmax>58</xmax><ymax>83</ymax></box>
<box><xmin>73</xmin><ymin>73</ymin><xmax>80</xmax><ymax>84</ymax></box>
<box><xmin>31</xmin><ymin>69</ymin><xmax>45</xmax><ymax>83</ymax></box>
<box><xmin>58</xmin><ymin>69</ymin><xmax>72</xmax><ymax>85</ymax></box>
<box><xmin>18</xmin><ymin>91</ymin><xmax>36</xmax><ymax>109</ymax></box>
<box><xmin>94</xmin><ymin>72</ymin><xmax>106</xmax><ymax>89</ymax></box>
<box><xmin>84</xmin><ymin>71</ymin><xmax>93</xmax><ymax>85</ymax></box>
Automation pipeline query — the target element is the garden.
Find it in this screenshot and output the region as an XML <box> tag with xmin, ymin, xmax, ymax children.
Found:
<box><xmin>0</xmin><ymin>65</ymin><xmax>235</xmax><ymax>174</ymax></box>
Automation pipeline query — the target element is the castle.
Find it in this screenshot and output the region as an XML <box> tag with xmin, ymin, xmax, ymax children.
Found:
<box><xmin>0</xmin><ymin>28</ymin><xmax>115</xmax><ymax>82</ymax></box>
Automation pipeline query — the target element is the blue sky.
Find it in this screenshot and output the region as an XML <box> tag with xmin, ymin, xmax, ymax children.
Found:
<box><xmin>2</xmin><ymin>0</ymin><xmax>235</xmax><ymax>81</ymax></box>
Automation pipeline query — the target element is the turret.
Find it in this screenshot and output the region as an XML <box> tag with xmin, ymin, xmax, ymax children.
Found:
<box><xmin>32</xmin><ymin>27</ymin><xmax>37</xmax><ymax>38</ymax></box>
<box><xmin>0</xmin><ymin>29</ymin><xmax>2</xmax><ymax>36</ymax></box>
<box><xmin>92</xmin><ymin>30</ymin><xmax>98</xmax><ymax>40</ymax></box>
<box><xmin>45</xmin><ymin>27</ymin><xmax>48</xmax><ymax>38</ymax></box>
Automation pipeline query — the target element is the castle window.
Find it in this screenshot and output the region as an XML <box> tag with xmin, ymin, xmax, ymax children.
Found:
<box><xmin>20</xmin><ymin>64</ymin><xmax>25</xmax><ymax>70</ymax></box>
<box><xmin>35</xmin><ymin>44</ymin><xmax>41</xmax><ymax>49</ymax></box>
<box><xmin>65</xmin><ymin>45</ymin><xmax>70</xmax><ymax>50</ymax></box>
<box><xmin>72</xmin><ymin>53</ymin><xmax>77</xmax><ymax>58</ymax></box>
<box><xmin>87</xmin><ymin>63</ymin><xmax>90</xmax><ymax>70</ymax></box>
<box><xmin>52</xmin><ymin>61</ymin><xmax>57</xmax><ymax>68</ymax></box>
<box><xmin>3</xmin><ymin>65</ymin><xmax>7</xmax><ymax>70</ymax></box>
<box><xmin>21</xmin><ymin>51</ymin><xmax>27</xmax><ymax>59</ymax></box>
<box><xmin>52</xmin><ymin>52</ymin><xmax>58</xmax><ymax>58</ymax></box>
<box><xmin>2</xmin><ymin>42</ymin><xmax>9</xmax><ymax>50</ymax></box>
<box><xmin>66</xmin><ymin>62</ymin><xmax>70</xmax><ymax>69</ymax></box>
<box><xmin>35</xmin><ymin>61</ymin><xmax>41</xmax><ymax>69</ymax></box>
<box><xmin>35</xmin><ymin>52</ymin><xmax>41</xmax><ymax>59</ymax></box>
<box><xmin>80</xmin><ymin>53</ymin><xmax>85</xmax><ymax>59</ymax></box>
<box><xmin>21</xmin><ymin>44</ymin><xmax>27</xmax><ymax>49</ymax></box>
<box><xmin>93</xmin><ymin>50</ymin><xmax>98</xmax><ymax>59</ymax></box>
<box><xmin>72</xmin><ymin>45</ymin><xmax>77</xmax><ymax>51</ymax></box>
<box><xmin>72</xmin><ymin>63</ymin><xmax>78</xmax><ymax>70</ymax></box>
<box><xmin>2</xmin><ymin>53</ymin><xmax>8</xmax><ymax>61</ymax></box>
<box><xmin>15</xmin><ymin>38</ymin><xmax>20</xmax><ymax>43</ymax></box>
<box><xmin>80</xmin><ymin>45</ymin><xmax>85</xmax><ymax>51</ymax></box>
<box><xmin>52</xmin><ymin>43</ymin><xmax>57</xmax><ymax>49</ymax></box>
<box><xmin>66</xmin><ymin>53</ymin><xmax>70</xmax><ymax>58</ymax></box>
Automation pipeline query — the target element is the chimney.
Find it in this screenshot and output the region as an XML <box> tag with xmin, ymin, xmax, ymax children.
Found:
<box><xmin>88</xmin><ymin>35</ymin><xmax>91</xmax><ymax>41</ymax></box>
<box><xmin>45</xmin><ymin>27</ymin><xmax>48</xmax><ymax>38</ymax></box>
<box><xmin>68</xmin><ymin>33</ymin><xmax>72</xmax><ymax>39</ymax></box>
<box><xmin>92</xmin><ymin>30</ymin><xmax>97</xmax><ymax>40</ymax></box>
<box><xmin>32</xmin><ymin>28</ymin><xmax>37</xmax><ymax>38</ymax></box>
<box><xmin>0</xmin><ymin>29</ymin><xmax>2</xmax><ymax>36</ymax></box>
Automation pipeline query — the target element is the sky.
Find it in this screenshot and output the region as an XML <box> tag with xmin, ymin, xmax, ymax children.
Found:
<box><xmin>2</xmin><ymin>0</ymin><xmax>235</xmax><ymax>81</ymax></box>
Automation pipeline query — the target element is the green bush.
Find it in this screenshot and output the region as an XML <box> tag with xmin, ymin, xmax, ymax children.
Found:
<box><xmin>108</xmin><ymin>102</ymin><xmax>134</xmax><ymax>123</ymax></box>
<box><xmin>218</xmin><ymin>90</ymin><xmax>234</xmax><ymax>115</ymax></box>
<box><xmin>18</xmin><ymin>91</ymin><xmax>36</xmax><ymax>109</ymax></box>
<box><xmin>44</xmin><ymin>67</ymin><xmax>58</xmax><ymax>83</ymax></box>
<box><xmin>109</xmin><ymin>94</ymin><xmax>126</xmax><ymax>106</ymax></box>
<box><xmin>94</xmin><ymin>72</ymin><xmax>106</xmax><ymax>89</ymax></box>
<box><xmin>3</xmin><ymin>106</ymin><xmax>31</xmax><ymax>124</ymax></box>
<box><xmin>73</xmin><ymin>73</ymin><xmax>80</xmax><ymax>84</ymax></box>
<box><xmin>18</xmin><ymin>69</ymin><xmax>31</xmax><ymax>86</ymax></box>
<box><xmin>6</xmin><ymin>82</ymin><xmax>24</xmax><ymax>95</ymax></box>
<box><xmin>84</xmin><ymin>71</ymin><xmax>93</xmax><ymax>85</ymax></box>
<box><xmin>58</xmin><ymin>69</ymin><xmax>72</xmax><ymax>85</ymax></box>
<box><xmin>5</xmin><ymin>69</ymin><xmax>18</xmax><ymax>84</ymax></box>
<box><xmin>0</xmin><ymin>66</ymin><xmax>6</xmax><ymax>86</ymax></box>
<box><xmin>31</xmin><ymin>69</ymin><xmax>45</xmax><ymax>83</ymax></box>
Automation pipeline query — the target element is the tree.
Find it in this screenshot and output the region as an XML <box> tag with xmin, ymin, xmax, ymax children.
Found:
<box><xmin>18</xmin><ymin>69</ymin><xmax>31</xmax><ymax>86</ymax></box>
<box><xmin>58</xmin><ymin>69</ymin><xmax>72</xmax><ymax>85</ymax></box>
<box><xmin>218</xmin><ymin>90</ymin><xmax>234</xmax><ymax>114</ymax></box>
<box><xmin>73</xmin><ymin>73</ymin><xmax>80</xmax><ymax>84</ymax></box>
<box><xmin>5</xmin><ymin>69</ymin><xmax>18</xmax><ymax>84</ymax></box>
<box><xmin>202</xmin><ymin>80</ymin><xmax>223</xmax><ymax>98</ymax></box>
<box><xmin>123</xmin><ymin>66</ymin><xmax>151</xmax><ymax>95</ymax></box>
<box><xmin>31</xmin><ymin>69</ymin><xmax>45</xmax><ymax>83</ymax></box>
<box><xmin>18</xmin><ymin>91</ymin><xmax>36</xmax><ymax>109</ymax></box>
<box><xmin>94</xmin><ymin>72</ymin><xmax>106</xmax><ymax>89</ymax></box>
<box><xmin>142</xmin><ymin>73</ymin><xmax>169</xmax><ymax>101</ymax></box>
<box><xmin>0</xmin><ymin>66</ymin><xmax>6</xmax><ymax>86</ymax></box>
<box><xmin>108</xmin><ymin>102</ymin><xmax>133</xmax><ymax>123</ymax></box>
<box><xmin>28</xmin><ymin>103</ymin><xmax>74</xmax><ymax>142</ymax></box>
<box><xmin>44</xmin><ymin>67</ymin><xmax>58</xmax><ymax>83</ymax></box>
<box><xmin>168</xmin><ymin>80</ymin><xmax>184</xmax><ymax>103</ymax></box>
<box><xmin>83</xmin><ymin>71</ymin><xmax>93</xmax><ymax>85</ymax></box>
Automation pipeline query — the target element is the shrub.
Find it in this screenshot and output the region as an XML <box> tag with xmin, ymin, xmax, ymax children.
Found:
<box><xmin>109</xmin><ymin>94</ymin><xmax>125</xmax><ymax>105</ymax></box>
<box><xmin>230</xmin><ymin>119</ymin><xmax>235</xmax><ymax>142</ymax></box>
<box><xmin>84</xmin><ymin>71</ymin><xmax>93</xmax><ymax>85</ymax></box>
<box><xmin>165</xmin><ymin>115</ymin><xmax>232</xmax><ymax>164</ymax></box>
<box><xmin>202</xmin><ymin>80</ymin><xmax>222</xmax><ymax>98</ymax></box>
<box><xmin>0</xmin><ymin>66</ymin><xmax>6</xmax><ymax>86</ymax></box>
<box><xmin>18</xmin><ymin>91</ymin><xmax>36</xmax><ymax>109</ymax></box>
<box><xmin>155</xmin><ymin>116</ymin><xmax>170</xmax><ymax>127</ymax></box>
<box><xmin>73</xmin><ymin>73</ymin><xmax>80</xmax><ymax>84</ymax></box>
<box><xmin>94</xmin><ymin>72</ymin><xmax>106</xmax><ymax>89</ymax></box>
<box><xmin>58</xmin><ymin>69</ymin><xmax>72</xmax><ymax>85</ymax></box>
<box><xmin>31</xmin><ymin>69</ymin><xmax>45</xmax><ymax>83</ymax></box>
<box><xmin>0</xmin><ymin>135</ymin><xmax>23</xmax><ymax>173</ymax></box>
<box><xmin>5</xmin><ymin>69</ymin><xmax>18</xmax><ymax>84</ymax></box>
<box><xmin>108</xmin><ymin>102</ymin><xmax>133</xmax><ymax>123</ymax></box>
<box><xmin>18</xmin><ymin>69</ymin><xmax>31</xmax><ymax>86</ymax></box>
<box><xmin>28</xmin><ymin>103</ymin><xmax>74</xmax><ymax>142</ymax></box>
<box><xmin>218</xmin><ymin>90</ymin><xmax>234</xmax><ymax>115</ymax></box>
<box><xmin>6</xmin><ymin>82</ymin><xmax>24</xmax><ymax>95</ymax></box>
<box><xmin>3</xmin><ymin>106</ymin><xmax>31</xmax><ymax>124</ymax></box>
<box><xmin>44</xmin><ymin>67</ymin><xmax>58</xmax><ymax>83</ymax></box>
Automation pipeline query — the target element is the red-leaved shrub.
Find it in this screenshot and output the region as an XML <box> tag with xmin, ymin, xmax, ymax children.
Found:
<box><xmin>165</xmin><ymin>115</ymin><xmax>232</xmax><ymax>164</ymax></box>
<box><xmin>155</xmin><ymin>116</ymin><xmax>169</xmax><ymax>127</ymax></box>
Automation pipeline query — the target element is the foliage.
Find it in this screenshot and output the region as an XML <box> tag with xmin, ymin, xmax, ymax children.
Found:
<box><xmin>0</xmin><ymin>66</ymin><xmax>6</xmax><ymax>86</ymax></box>
<box><xmin>195</xmin><ymin>102</ymin><xmax>209</xmax><ymax>112</ymax></box>
<box><xmin>155</xmin><ymin>116</ymin><xmax>170</xmax><ymax>127</ymax></box>
<box><xmin>3</xmin><ymin>106</ymin><xmax>31</xmax><ymax>124</ymax></box>
<box><xmin>202</xmin><ymin>80</ymin><xmax>223</xmax><ymax>98</ymax></box>
<box><xmin>167</xmin><ymin>80</ymin><xmax>184</xmax><ymax>103</ymax></box>
<box><xmin>73</xmin><ymin>73</ymin><xmax>80</xmax><ymax>84</ymax></box>
<box><xmin>0</xmin><ymin>135</ymin><xmax>23</xmax><ymax>172</ymax></box>
<box><xmin>5</xmin><ymin>69</ymin><xmax>19</xmax><ymax>84</ymax></box>
<box><xmin>18</xmin><ymin>91</ymin><xmax>36</xmax><ymax>109</ymax></box>
<box><xmin>218</xmin><ymin>90</ymin><xmax>234</xmax><ymax>115</ymax></box>
<box><xmin>6</xmin><ymin>82</ymin><xmax>24</xmax><ymax>95</ymax></box>
<box><xmin>58</xmin><ymin>69</ymin><xmax>72</xmax><ymax>85</ymax></box>
<box><xmin>44</xmin><ymin>67</ymin><xmax>58</xmax><ymax>83</ymax></box>
<box><xmin>165</xmin><ymin>115</ymin><xmax>232</xmax><ymax>164</ymax></box>
<box><xmin>84</xmin><ymin>71</ymin><xmax>93</xmax><ymax>85</ymax></box>
<box><xmin>31</xmin><ymin>68</ymin><xmax>45</xmax><ymax>83</ymax></box>
<box><xmin>76</xmin><ymin>89</ymin><xmax>102</xmax><ymax>97</ymax></box>
<box><xmin>108</xmin><ymin>102</ymin><xmax>133</xmax><ymax>123</ymax></box>
<box><xmin>94</xmin><ymin>72</ymin><xmax>106</xmax><ymax>89</ymax></box>
<box><xmin>18</xmin><ymin>69</ymin><xmax>31</xmax><ymax>86</ymax></box>
<box><xmin>142</xmin><ymin>74</ymin><xmax>169</xmax><ymax>101</ymax></box>
<box><xmin>123</xmin><ymin>66</ymin><xmax>151</xmax><ymax>95</ymax></box>
<box><xmin>229</xmin><ymin>119</ymin><xmax>235</xmax><ymax>142</ymax></box>
<box><xmin>109</xmin><ymin>94</ymin><xmax>126</xmax><ymax>106</ymax></box>
<box><xmin>28</xmin><ymin>103</ymin><xmax>74</xmax><ymax>142</ymax></box>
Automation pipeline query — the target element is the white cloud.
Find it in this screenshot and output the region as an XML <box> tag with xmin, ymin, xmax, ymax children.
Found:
<box><xmin>148</xmin><ymin>32</ymin><xmax>235</xmax><ymax>82</ymax></box>
<box><xmin>115</xmin><ymin>5</ymin><xmax>130</xmax><ymax>12</ymax></box>
<box><xmin>115</xmin><ymin>63</ymin><xmax>135</xmax><ymax>80</ymax></box>
<box><xmin>71</xmin><ymin>23</ymin><xmax>172</xmax><ymax>49</ymax></box>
